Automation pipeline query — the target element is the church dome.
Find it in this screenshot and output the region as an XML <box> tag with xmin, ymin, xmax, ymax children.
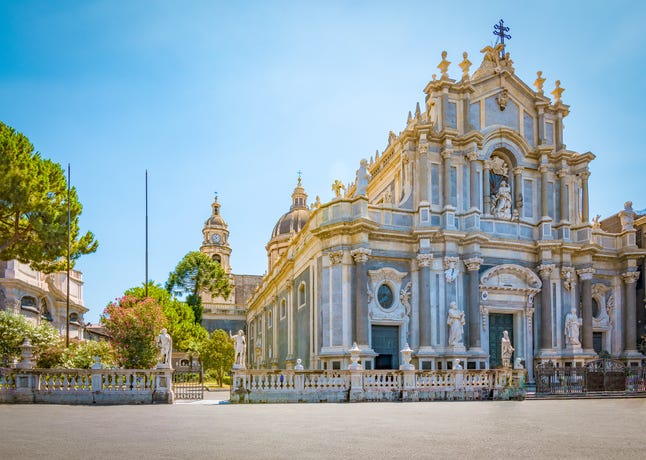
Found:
<box><xmin>270</xmin><ymin>178</ymin><xmax>310</xmax><ymax>240</ymax></box>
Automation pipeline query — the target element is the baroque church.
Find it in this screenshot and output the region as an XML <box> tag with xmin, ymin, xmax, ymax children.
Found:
<box><xmin>203</xmin><ymin>40</ymin><xmax>646</xmax><ymax>382</ymax></box>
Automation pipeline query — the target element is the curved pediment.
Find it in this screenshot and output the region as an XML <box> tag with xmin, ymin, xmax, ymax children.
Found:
<box><xmin>480</xmin><ymin>264</ymin><xmax>541</xmax><ymax>290</ymax></box>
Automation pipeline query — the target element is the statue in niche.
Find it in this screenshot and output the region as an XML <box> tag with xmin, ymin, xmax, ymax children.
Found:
<box><xmin>501</xmin><ymin>330</ymin><xmax>514</xmax><ymax>368</ymax></box>
<box><xmin>355</xmin><ymin>159</ymin><xmax>371</xmax><ymax>197</ymax></box>
<box><xmin>564</xmin><ymin>308</ymin><xmax>582</xmax><ymax>346</ymax></box>
<box><xmin>446</xmin><ymin>301</ymin><xmax>465</xmax><ymax>347</ymax></box>
<box><xmin>157</xmin><ymin>328</ymin><xmax>173</xmax><ymax>368</ymax></box>
<box><xmin>230</xmin><ymin>329</ymin><xmax>247</xmax><ymax>368</ymax></box>
<box><xmin>491</xmin><ymin>180</ymin><xmax>512</xmax><ymax>219</ymax></box>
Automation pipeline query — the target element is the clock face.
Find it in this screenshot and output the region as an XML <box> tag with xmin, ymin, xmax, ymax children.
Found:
<box><xmin>377</xmin><ymin>284</ymin><xmax>394</xmax><ymax>309</ymax></box>
<box><xmin>211</xmin><ymin>234</ymin><xmax>221</xmax><ymax>244</ymax></box>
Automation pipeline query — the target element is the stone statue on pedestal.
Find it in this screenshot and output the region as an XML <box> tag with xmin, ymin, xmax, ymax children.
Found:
<box><xmin>355</xmin><ymin>159</ymin><xmax>371</xmax><ymax>197</ymax></box>
<box><xmin>501</xmin><ymin>330</ymin><xmax>514</xmax><ymax>368</ymax></box>
<box><xmin>492</xmin><ymin>180</ymin><xmax>512</xmax><ymax>219</ymax></box>
<box><xmin>157</xmin><ymin>328</ymin><xmax>173</xmax><ymax>368</ymax></box>
<box><xmin>564</xmin><ymin>307</ymin><xmax>582</xmax><ymax>346</ymax></box>
<box><xmin>230</xmin><ymin>329</ymin><xmax>246</xmax><ymax>369</ymax></box>
<box><xmin>447</xmin><ymin>302</ymin><xmax>465</xmax><ymax>347</ymax></box>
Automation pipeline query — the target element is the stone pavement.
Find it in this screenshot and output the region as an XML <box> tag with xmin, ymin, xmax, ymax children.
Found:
<box><xmin>1</xmin><ymin>399</ymin><xmax>645</xmax><ymax>459</ymax></box>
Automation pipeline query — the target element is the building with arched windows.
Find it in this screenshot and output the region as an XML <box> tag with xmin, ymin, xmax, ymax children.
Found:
<box><xmin>241</xmin><ymin>43</ymin><xmax>645</xmax><ymax>380</ymax></box>
<box><xmin>0</xmin><ymin>260</ymin><xmax>87</xmax><ymax>340</ymax></box>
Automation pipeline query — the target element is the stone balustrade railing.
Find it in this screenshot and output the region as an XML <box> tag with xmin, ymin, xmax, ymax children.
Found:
<box><xmin>0</xmin><ymin>367</ymin><xmax>173</xmax><ymax>404</ymax></box>
<box><xmin>230</xmin><ymin>368</ymin><xmax>526</xmax><ymax>403</ymax></box>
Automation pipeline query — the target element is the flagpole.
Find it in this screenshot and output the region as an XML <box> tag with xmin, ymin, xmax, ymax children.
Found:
<box><xmin>66</xmin><ymin>163</ymin><xmax>71</xmax><ymax>347</ymax></box>
<box><xmin>145</xmin><ymin>170</ymin><xmax>149</xmax><ymax>297</ymax></box>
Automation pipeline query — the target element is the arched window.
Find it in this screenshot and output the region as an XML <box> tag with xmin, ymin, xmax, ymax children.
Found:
<box><xmin>280</xmin><ymin>299</ymin><xmax>287</xmax><ymax>319</ymax></box>
<box><xmin>69</xmin><ymin>312</ymin><xmax>80</xmax><ymax>323</ymax></box>
<box><xmin>298</xmin><ymin>282</ymin><xmax>306</xmax><ymax>308</ymax></box>
<box><xmin>267</xmin><ymin>310</ymin><xmax>273</xmax><ymax>328</ymax></box>
<box><xmin>212</xmin><ymin>254</ymin><xmax>221</xmax><ymax>264</ymax></box>
<box><xmin>21</xmin><ymin>296</ymin><xmax>37</xmax><ymax>312</ymax></box>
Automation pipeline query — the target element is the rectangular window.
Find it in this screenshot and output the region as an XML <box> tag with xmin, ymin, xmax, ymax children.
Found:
<box><xmin>431</xmin><ymin>164</ymin><xmax>440</xmax><ymax>205</ymax></box>
<box><xmin>523</xmin><ymin>112</ymin><xmax>535</xmax><ymax>147</ymax></box>
<box><xmin>450</xmin><ymin>166</ymin><xmax>457</xmax><ymax>207</ymax></box>
<box><xmin>564</xmin><ymin>184</ymin><xmax>569</xmax><ymax>222</ymax></box>
<box><xmin>446</xmin><ymin>102</ymin><xmax>457</xmax><ymax>129</ymax></box>
<box><xmin>545</xmin><ymin>122</ymin><xmax>554</xmax><ymax>145</ymax></box>
<box><xmin>462</xmin><ymin>165</ymin><xmax>469</xmax><ymax>211</ymax></box>
<box><xmin>547</xmin><ymin>182</ymin><xmax>555</xmax><ymax>220</ymax></box>
<box><xmin>523</xmin><ymin>179</ymin><xmax>534</xmax><ymax>218</ymax></box>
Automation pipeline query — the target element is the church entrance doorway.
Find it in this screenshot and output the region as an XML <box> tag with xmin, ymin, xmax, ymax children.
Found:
<box><xmin>489</xmin><ymin>313</ymin><xmax>513</xmax><ymax>368</ymax></box>
<box><xmin>372</xmin><ymin>325</ymin><xmax>399</xmax><ymax>369</ymax></box>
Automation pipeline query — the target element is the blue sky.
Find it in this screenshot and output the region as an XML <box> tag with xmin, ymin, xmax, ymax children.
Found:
<box><xmin>1</xmin><ymin>1</ymin><xmax>645</xmax><ymax>322</ymax></box>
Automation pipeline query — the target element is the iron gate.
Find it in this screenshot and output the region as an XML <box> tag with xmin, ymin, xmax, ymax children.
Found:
<box><xmin>172</xmin><ymin>365</ymin><xmax>204</xmax><ymax>400</ymax></box>
<box><xmin>535</xmin><ymin>359</ymin><xmax>642</xmax><ymax>394</ymax></box>
<box><xmin>585</xmin><ymin>359</ymin><xmax>626</xmax><ymax>392</ymax></box>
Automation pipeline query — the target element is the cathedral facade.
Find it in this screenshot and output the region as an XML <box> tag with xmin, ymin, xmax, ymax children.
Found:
<box><xmin>235</xmin><ymin>43</ymin><xmax>645</xmax><ymax>380</ymax></box>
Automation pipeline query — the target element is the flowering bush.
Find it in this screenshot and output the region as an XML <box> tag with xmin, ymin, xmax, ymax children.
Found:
<box><xmin>0</xmin><ymin>311</ymin><xmax>62</xmax><ymax>366</ymax></box>
<box><xmin>101</xmin><ymin>295</ymin><xmax>167</xmax><ymax>369</ymax></box>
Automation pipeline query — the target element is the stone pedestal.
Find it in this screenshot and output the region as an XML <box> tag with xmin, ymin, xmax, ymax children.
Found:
<box><xmin>349</xmin><ymin>369</ymin><xmax>364</xmax><ymax>402</ymax></box>
<box><xmin>153</xmin><ymin>370</ymin><xmax>174</xmax><ymax>404</ymax></box>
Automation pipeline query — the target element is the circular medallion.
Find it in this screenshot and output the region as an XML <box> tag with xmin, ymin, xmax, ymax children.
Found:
<box><xmin>377</xmin><ymin>284</ymin><xmax>394</xmax><ymax>309</ymax></box>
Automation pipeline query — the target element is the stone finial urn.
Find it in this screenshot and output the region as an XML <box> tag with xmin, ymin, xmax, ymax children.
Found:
<box><xmin>17</xmin><ymin>338</ymin><xmax>35</xmax><ymax>369</ymax></box>
<box><xmin>348</xmin><ymin>342</ymin><xmax>363</xmax><ymax>370</ymax></box>
<box><xmin>400</xmin><ymin>343</ymin><xmax>414</xmax><ymax>370</ymax></box>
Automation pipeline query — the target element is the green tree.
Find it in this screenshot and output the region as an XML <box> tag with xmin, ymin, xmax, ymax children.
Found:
<box><xmin>0</xmin><ymin>311</ymin><xmax>62</xmax><ymax>365</ymax></box>
<box><xmin>200</xmin><ymin>329</ymin><xmax>234</xmax><ymax>387</ymax></box>
<box><xmin>101</xmin><ymin>295</ymin><xmax>168</xmax><ymax>369</ymax></box>
<box><xmin>0</xmin><ymin>122</ymin><xmax>98</xmax><ymax>272</ymax></box>
<box><xmin>126</xmin><ymin>283</ymin><xmax>208</xmax><ymax>353</ymax></box>
<box><xmin>166</xmin><ymin>251</ymin><xmax>231</xmax><ymax>324</ymax></box>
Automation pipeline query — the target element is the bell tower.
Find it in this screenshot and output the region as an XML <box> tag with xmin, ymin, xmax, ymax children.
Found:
<box><xmin>200</xmin><ymin>195</ymin><xmax>231</xmax><ymax>273</ymax></box>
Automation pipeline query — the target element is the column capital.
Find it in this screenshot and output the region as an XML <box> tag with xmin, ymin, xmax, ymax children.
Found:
<box><xmin>417</xmin><ymin>253</ymin><xmax>433</xmax><ymax>267</ymax></box>
<box><xmin>463</xmin><ymin>257</ymin><xmax>483</xmax><ymax>272</ymax></box>
<box><xmin>328</xmin><ymin>250</ymin><xmax>344</xmax><ymax>265</ymax></box>
<box><xmin>441</xmin><ymin>150</ymin><xmax>453</xmax><ymax>160</ymax></box>
<box><xmin>467</xmin><ymin>151</ymin><xmax>479</xmax><ymax>162</ymax></box>
<box><xmin>561</xmin><ymin>267</ymin><xmax>576</xmax><ymax>290</ymax></box>
<box><xmin>483</xmin><ymin>159</ymin><xmax>492</xmax><ymax>170</ymax></box>
<box><xmin>539</xmin><ymin>164</ymin><xmax>550</xmax><ymax>174</ymax></box>
<box><xmin>579</xmin><ymin>170</ymin><xmax>590</xmax><ymax>180</ymax></box>
<box><xmin>417</xmin><ymin>142</ymin><xmax>429</xmax><ymax>154</ymax></box>
<box><xmin>512</xmin><ymin>167</ymin><xmax>524</xmax><ymax>176</ymax></box>
<box><xmin>443</xmin><ymin>256</ymin><xmax>460</xmax><ymax>270</ymax></box>
<box><xmin>576</xmin><ymin>267</ymin><xmax>595</xmax><ymax>281</ymax></box>
<box><xmin>537</xmin><ymin>263</ymin><xmax>555</xmax><ymax>278</ymax></box>
<box><xmin>556</xmin><ymin>169</ymin><xmax>568</xmax><ymax>179</ymax></box>
<box><xmin>283</xmin><ymin>280</ymin><xmax>294</xmax><ymax>293</ymax></box>
<box><xmin>350</xmin><ymin>248</ymin><xmax>371</xmax><ymax>264</ymax></box>
<box><xmin>622</xmin><ymin>271</ymin><xmax>640</xmax><ymax>284</ymax></box>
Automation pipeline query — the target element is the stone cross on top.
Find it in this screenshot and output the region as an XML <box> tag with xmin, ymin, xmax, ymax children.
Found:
<box><xmin>493</xmin><ymin>19</ymin><xmax>511</xmax><ymax>59</ymax></box>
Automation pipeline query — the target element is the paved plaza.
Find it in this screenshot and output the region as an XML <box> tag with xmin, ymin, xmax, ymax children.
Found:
<box><xmin>1</xmin><ymin>398</ymin><xmax>645</xmax><ymax>459</ymax></box>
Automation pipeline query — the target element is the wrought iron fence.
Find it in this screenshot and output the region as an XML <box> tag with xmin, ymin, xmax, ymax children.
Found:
<box><xmin>535</xmin><ymin>359</ymin><xmax>646</xmax><ymax>395</ymax></box>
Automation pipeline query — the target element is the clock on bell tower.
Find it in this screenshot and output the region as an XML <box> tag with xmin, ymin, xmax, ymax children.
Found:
<box><xmin>200</xmin><ymin>194</ymin><xmax>231</xmax><ymax>273</ymax></box>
